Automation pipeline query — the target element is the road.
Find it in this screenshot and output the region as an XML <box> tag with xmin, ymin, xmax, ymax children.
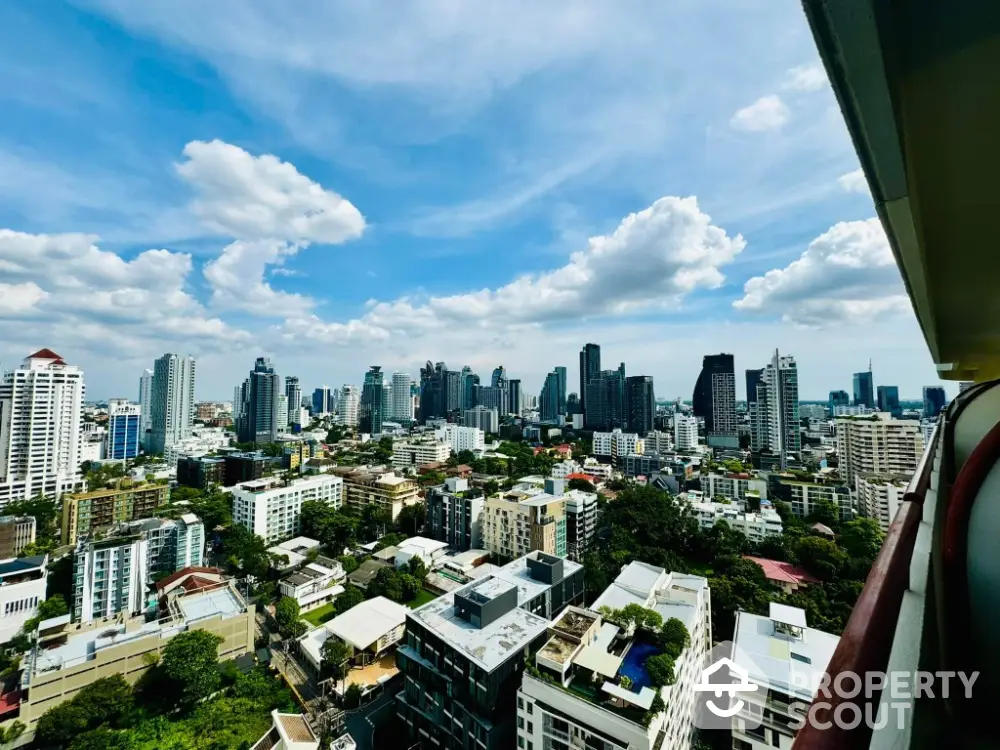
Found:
<box><xmin>344</xmin><ymin>682</ymin><xmax>400</xmax><ymax>750</ymax></box>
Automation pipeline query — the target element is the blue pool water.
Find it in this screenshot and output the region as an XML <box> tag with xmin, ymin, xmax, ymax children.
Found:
<box><xmin>617</xmin><ymin>641</ymin><xmax>662</xmax><ymax>690</ymax></box>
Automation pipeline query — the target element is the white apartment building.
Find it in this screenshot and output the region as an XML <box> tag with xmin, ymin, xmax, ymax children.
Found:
<box><xmin>684</xmin><ymin>498</ymin><xmax>783</xmax><ymax>542</ymax></box>
<box><xmin>434</xmin><ymin>424</ymin><xmax>485</xmax><ymax>453</ymax></box>
<box><xmin>835</xmin><ymin>412</ymin><xmax>924</xmax><ymax>486</ymax></box>
<box><xmin>79</xmin><ymin>423</ymin><xmax>106</xmax><ymax>464</ymax></box>
<box><xmin>148</xmin><ymin>353</ymin><xmax>196</xmax><ymax>456</ymax></box>
<box><xmin>463</xmin><ymin>406</ymin><xmax>498</xmax><ymax>434</ymax></box>
<box><xmin>731</xmin><ymin>604</ymin><xmax>840</xmax><ymax>750</ymax></box>
<box><xmin>0</xmin><ymin>554</ymin><xmax>48</xmax><ymax>643</ymax></box>
<box><xmin>232</xmin><ymin>474</ymin><xmax>344</xmax><ymax>543</ymax></box>
<box><xmin>593</xmin><ymin>429</ymin><xmax>645</xmax><ymax>460</ymax></box>
<box><xmin>138</xmin><ymin>368</ymin><xmax>153</xmax><ymax>439</ymax></box>
<box><xmin>519</xmin><ymin>561</ymin><xmax>712</xmax><ymax>750</ymax></box>
<box><xmin>700</xmin><ymin>472</ymin><xmax>768</xmax><ymax>502</ymax></box>
<box><xmin>337</xmin><ymin>385</ymin><xmax>359</xmax><ymax>427</ymax></box>
<box><xmin>856</xmin><ymin>473</ymin><xmax>909</xmax><ymax>532</ymax></box>
<box><xmin>391</xmin><ymin>372</ymin><xmax>414</xmax><ymax>422</ymax></box>
<box><xmin>0</xmin><ymin>349</ymin><xmax>84</xmax><ymax>506</ymax></box>
<box><xmin>771</xmin><ymin>475</ymin><xmax>853</xmax><ymax>521</ymax></box>
<box><xmin>163</xmin><ymin>426</ymin><xmax>232</xmax><ymax>465</ymax></box>
<box><xmin>551</xmin><ymin>459</ymin><xmax>582</xmax><ymax>478</ymax></box>
<box><xmin>278</xmin><ymin>560</ymin><xmax>346</xmax><ymax>611</ymax></box>
<box><xmin>832</xmin><ymin>404</ymin><xmax>876</xmax><ymax>416</ymax></box>
<box><xmin>673</xmin><ymin>415</ymin><xmax>699</xmax><ymax>451</ymax></box>
<box><xmin>276</xmin><ymin>394</ymin><xmax>288</xmax><ymax>435</ymax></box>
<box><xmin>581</xmin><ymin>458</ymin><xmax>613</xmax><ymax>480</ymax></box>
<box><xmin>645</xmin><ymin>430</ymin><xmax>674</xmax><ymax>454</ymax></box>
<box><xmin>391</xmin><ymin>439</ymin><xmax>451</xmax><ymax>469</ymax></box>
<box><xmin>564</xmin><ymin>489</ymin><xmax>598</xmax><ymax>561</ymax></box>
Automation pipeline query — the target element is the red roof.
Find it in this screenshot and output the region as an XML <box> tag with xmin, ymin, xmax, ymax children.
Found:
<box><xmin>565</xmin><ymin>473</ymin><xmax>597</xmax><ymax>483</ymax></box>
<box><xmin>180</xmin><ymin>575</ymin><xmax>221</xmax><ymax>593</ymax></box>
<box><xmin>744</xmin><ymin>556</ymin><xmax>820</xmax><ymax>585</ymax></box>
<box><xmin>554</xmin><ymin>444</ymin><xmax>573</xmax><ymax>455</ymax></box>
<box><xmin>29</xmin><ymin>348</ymin><xmax>66</xmax><ymax>364</ymax></box>
<box><xmin>155</xmin><ymin>566</ymin><xmax>225</xmax><ymax>592</ymax></box>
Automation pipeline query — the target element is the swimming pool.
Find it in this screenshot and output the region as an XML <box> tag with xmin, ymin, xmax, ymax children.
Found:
<box><xmin>617</xmin><ymin>640</ymin><xmax>663</xmax><ymax>690</ymax></box>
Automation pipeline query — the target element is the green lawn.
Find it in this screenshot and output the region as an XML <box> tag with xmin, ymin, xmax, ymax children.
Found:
<box><xmin>687</xmin><ymin>563</ymin><xmax>714</xmax><ymax>578</ymax></box>
<box><xmin>407</xmin><ymin>589</ymin><xmax>438</xmax><ymax>609</ymax></box>
<box><xmin>302</xmin><ymin>602</ymin><xmax>337</xmax><ymax>627</ymax></box>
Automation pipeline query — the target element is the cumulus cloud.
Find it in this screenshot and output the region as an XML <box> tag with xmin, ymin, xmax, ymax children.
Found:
<box><xmin>733</xmin><ymin>218</ymin><xmax>909</xmax><ymax>325</ymax></box>
<box><xmin>730</xmin><ymin>95</ymin><xmax>790</xmax><ymax>132</ymax></box>
<box><xmin>0</xmin><ymin>283</ymin><xmax>47</xmax><ymax>315</ymax></box>
<box><xmin>838</xmin><ymin>168</ymin><xmax>869</xmax><ymax>194</ymax></box>
<box><xmin>282</xmin><ymin>196</ymin><xmax>744</xmax><ymax>343</ymax></box>
<box><xmin>176</xmin><ymin>139</ymin><xmax>366</xmax><ymax>244</ymax></box>
<box><xmin>204</xmin><ymin>240</ymin><xmax>314</xmax><ymax>315</ymax></box>
<box><xmin>783</xmin><ymin>63</ymin><xmax>827</xmax><ymax>92</ymax></box>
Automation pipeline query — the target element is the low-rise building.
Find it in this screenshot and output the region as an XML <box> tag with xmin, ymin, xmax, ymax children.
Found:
<box><xmin>856</xmin><ymin>473</ymin><xmax>909</xmax><ymax>532</ymax></box>
<box><xmin>335</xmin><ymin>468</ymin><xmax>420</xmax><ymax>522</ymax></box>
<box><xmin>564</xmin><ymin>489</ymin><xmax>598</xmax><ymax>561</ymax></box>
<box><xmin>743</xmin><ymin>556</ymin><xmax>820</xmax><ymax>594</ymax></box>
<box><xmin>581</xmin><ymin>457</ymin><xmax>613</xmax><ymax>481</ymax></box>
<box><xmin>231</xmin><ymin>474</ymin><xmax>343</xmax><ymax>544</ymax></box>
<box><xmin>396</xmin><ymin>553</ymin><xmax>585</xmax><ymax>750</ymax></box>
<box><xmin>483</xmin><ymin>492</ymin><xmax>567</xmax><ymax>561</ymax></box>
<box><xmin>699</xmin><ymin>472</ymin><xmax>768</xmax><ymax>502</ymax></box>
<box><xmin>393</xmin><ymin>536</ymin><xmax>449</xmax><ymax>570</ymax></box>
<box><xmin>0</xmin><ymin>555</ymin><xmax>47</xmax><ymax>643</ymax></box>
<box><xmin>768</xmin><ymin>473</ymin><xmax>852</xmax><ymax>521</ymax></box>
<box><xmin>223</xmin><ymin>451</ymin><xmax>270</xmax><ymax>486</ymax></box>
<box><xmin>0</xmin><ymin>516</ymin><xmax>35</xmax><ymax>558</ymax></box>
<box><xmin>176</xmin><ymin>455</ymin><xmax>226</xmax><ymax>489</ymax></box>
<box><xmin>435</xmin><ymin>424</ymin><xmax>485</xmax><ymax>453</ymax></box>
<box><xmin>426</xmin><ymin>478</ymin><xmax>484</xmax><ymax>552</ymax></box>
<box><xmin>346</xmin><ymin>559</ymin><xmax>392</xmax><ymax>593</ymax></box>
<box><xmin>392</xmin><ymin>439</ymin><xmax>451</xmax><ymax>470</ymax></box>
<box><xmin>61</xmin><ymin>481</ymin><xmax>169</xmax><ymax>545</ymax></box>
<box><xmin>550</xmin><ymin>459</ymin><xmax>582</xmax><ymax>478</ymax></box>
<box><xmin>519</xmin><ymin>561</ymin><xmax>712</xmax><ymax>750</ymax></box>
<box><xmin>731</xmin><ymin>603</ymin><xmax>840</xmax><ymax>750</ymax></box>
<box><xmin>683</xmin><ymin>498</ymin><xmax>783</xmax><ymax>541</ymax></box>
<box><xmin>593</xmin><ymin>429</ymin><xmax>645</xmax><ymax>464</ymax></box>
<box><xmin>268</xmin><ymin>536</ymin><xmax>323</xmax><ymax>571</ymax></box>
<box><xmin>279</xmin><ymin>561</ymin><xmax>345</xmax><ymax>611</ymax></box>
<box><xmin>251</xmin><ymin>711</ymin><xmax>321</xmax><ymax>750</ymax></box>
<box><xmin>20</xmin><ymin>580</ymin><xmax>255</xmax><ymax>727</ymax></box>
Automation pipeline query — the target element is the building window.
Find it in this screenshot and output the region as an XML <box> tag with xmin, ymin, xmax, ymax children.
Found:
<box><xmin>527</xmin><ymin>702</ymin><xmax>533</xmax><ymax>715</ymax></box>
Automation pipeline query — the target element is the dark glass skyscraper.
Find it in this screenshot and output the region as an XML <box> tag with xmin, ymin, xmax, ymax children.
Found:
<box><xmin>238</xmin><ymin>357</ymin><xmax>280</xmax><ymax>444</ymax></box>
<box><xmin>693</xmin><ymin>354</ymin><xmax>738</xmax><ymax>448</ymax></box>
<box><xmin>554</xmin><ymin>366</ymin><xmax>567</xmax><ymax>415</ymax></box>
<box><xmin>360</xmin><ymin>366</ymin><xmax>385</xmax><ymax>434</ymax></box>
<box><xmin>579</xmin><ymin>343</ymin><xmax>601</xmax><ymax>422</ymax></box>
<box><xmin>462</xmin><ymin>369</ymin><xmax>480</xmax><ymax>411</ymax></box>
<box><xmin>419</xmin><ymin>361</ymin><xmax>447</xmax><ymax>423</ymax></box>
<box><xmin>284</xmin><ymin>376</ymin><xmax>301</xmax><ymax>427</ymax></box>
<box><xmin>625</xmin><ymin>376</ymin><xmax>655</xmax><ymax>435</ymax></box>
<box><xmin>829</xmin><ymin>390</ymin><xmax>850</xmax><ymax>412</ymax></box>
<box><xmin>923</xmin><ymin>386</ymin><xmax>947</xmax><ymax>419</ymax></box>
<box><xmin>877</xmin><ymin>385</ymin><xmax>902</xmax><ymax>417</ymax></box>
<box><xmin>584</xmin><ymin>363</ymin><xmax>626</xmax><ymax>431</ymax></box>
<box><xmin>540</xmin><ymin>371</ymin><xmax>562</xmax><ymax>422</ymax></box>
<box><xmin>853</xmin><ymin>370</ymin><xmax>875</xmax><ymax>408</ymax></box>
<box><xmin>508</xmin><ymin>379</ymin><xmax>522</xmax><ymax>415</ymax></box>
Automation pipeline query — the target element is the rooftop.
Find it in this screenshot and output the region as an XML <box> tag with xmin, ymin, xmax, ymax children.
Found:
<box><xmin>744</xmin><ymin>556</ymin><xmax>821</xmax><ymax>586</ymax></box>
<box><xmin>0</xmin><ymin>555</ymin><xmax>46</xmax><ymax>578</ymax></box>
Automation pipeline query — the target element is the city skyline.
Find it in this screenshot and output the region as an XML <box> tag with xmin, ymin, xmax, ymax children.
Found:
<box><xmin>0</xmin><ymin>3</ymin><xmax>949</xmax><ymax>404</ymax></box>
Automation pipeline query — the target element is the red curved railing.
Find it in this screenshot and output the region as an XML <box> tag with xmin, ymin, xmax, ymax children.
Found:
<box><xmin>791</xmin><ymin>423</ymin><xmax>937</xmax><ymax>749</ymax></box>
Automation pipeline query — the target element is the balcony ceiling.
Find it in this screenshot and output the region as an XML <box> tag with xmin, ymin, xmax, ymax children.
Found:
<box><xmin>804</xmin><ymin>0</ymin><xmax>1000</xmax><ymax>380</ymax></box>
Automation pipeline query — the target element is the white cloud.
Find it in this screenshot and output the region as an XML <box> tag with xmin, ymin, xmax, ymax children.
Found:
<box><xmin>282</xmin><ymin>195</ymin><xmax>744</xmax><ymax>343</ymax></box>
<box><xmin>838</xmin><ymin>168</ymin><xmax>869</xmax><ymax>194</ymax></box>
<box><xmin>783</xmin><ymin>63</ymin><xmax>827</xmax><ymax>92</ymax></box>
<box><xmin>730</xmin><ymin>95</ymin><xmax>790</xmax><ymax>132</ymax></box>
<box><xmin>176</xmin><ymin>139</ymin><xmax>366</xmax><ymax>244</ymax></box>
<box><xmin>0</xmin><ymin>283</ymin><xmax>47</xmax><ymax>315</ymax></box>
<box><xmin>733</xmin><ymin>218</ymin><xmax>909</xmax><ymax>326</ymax></box>
<box><xmin>204</xmin><ymin>240</ymin><xmax>314</xmax><ymax>315</ymax></box>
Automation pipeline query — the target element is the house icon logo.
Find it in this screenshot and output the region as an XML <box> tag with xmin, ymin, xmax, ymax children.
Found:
<box><xmin>694</xmin><ymin>657</ymin><xmax>757</xmax><ymax>717</ymax></box>
<box><xmin>692</xmin><ymin>641</ymin><xmax>769</xmax><ymax>731</ymax></box>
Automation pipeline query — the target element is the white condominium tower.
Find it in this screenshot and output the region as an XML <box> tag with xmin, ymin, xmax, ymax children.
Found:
<box><xmin>749</xmin><ymin>350</ymin><xmax>800</xmax><ymax>469</ymax></box>
<box><xmin>338</xmin><ymin>385</ymin><xmax>359</xmax><ymax>427</ymax></box>
<box><xmin>0</xmin><ymin>349</ymin><xmax>84</xmax><ymax>506</ymax></box>
<box><xmin>392</xmin><ymin>372</ymin><xmax>414</xmax><ymax>422</ymax></box>
<box><xmin>148</xmin><ymin>353</ymin><xmax>196</xmax><ymax>456</ymax></box>
<box><xmin>138</xmin><ymin>369</ymin><xmax>153</xmax><ymax>443</ymax></box>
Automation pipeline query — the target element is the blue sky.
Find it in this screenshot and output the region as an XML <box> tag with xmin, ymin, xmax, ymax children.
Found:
<box><xmin>0</xmin><ymin>1</ymin><xmax>945</xmax><ymax>401</ymax></box>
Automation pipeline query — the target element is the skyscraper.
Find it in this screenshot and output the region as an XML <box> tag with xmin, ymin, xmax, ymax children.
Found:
<box><xmin>149</xmin><ymin>353</ymin><xmax>196</xmax><ymax>455</ymax></box>
<box><xmin>553</xmin><ymin>366</ymin><xmax>567</xmax><ymax>415</ymax></box>
<box><xmin>853</xmin><ymin>369</ymin><xmax>875</xmax><ymax>408</ymax></box>
<box><xmin>338</xmin><ymin>385</ymin><xmax>359</xmax><ymax>427</ymax></box>
<box><xmin>761</xmin><ymin>350</ymin><xmax>800</xmax><ymax>469</ymax></box>
<box><xmin>692</xmin><ymin>354</ymin><xmax>738</xmax><ymax>448</ymax></box>
<box><xmin>829</xmin><ymin>390</ymin><xmax>850</xmax><ymax>413</ymax></box>
<box><xmin>360</xmin><ymin>366</ymin><xmax>385</xmax><ymax>434</ymax></box>
<box><xmin>923</xmin><ymin>386</ymin><xmax>947</xmax><ymax>419</ymax></box>
<box><xmin>392</xmin><ymin>372</ymin><xmax>414</xmax><ymax>422</ymax></box>
<box><xmin>445</xmin><ymin>370</ymin><xmax>463</xmax><ymax>413</ymax></box>
<box><xmin>540</xmin><ymin>371</ymin><xmax>562</xmax><ymax>422</ymax></box>
<box><xmin>0</xmin><ymin>349</ymin><xmax>84</xmax><ymax>505</ymax></box>
<box><xmin>584</xmin><ymin>363</ymin><xmax>626</xmax><ymax>431</ymax></box>
<box><xmin>579</xmin><ymin>343</ymin><xmax>601</xmax><ymax>422</ymax></box>
<box><xmin>746</xmin><ymin>369</ymin><xmax>766</xmax><ymax>452</ymax></box>
<box><xmin>508</xmin><ymin>379</ymin><xmax>522</xmax><ymax>415</ymax></box>
<box><xmin>419</xmin><ymin>361</ymin><xmax>447</xmax><ymax>423</ymax></box>
<box><xmin>625</xmin><ymin>376</ymin><xmax>656</xmax><ymax>435</ymax></box>
<box><xmin>876</xmin><ymin>385</ymin><xmax>902</xmax><ymax>418</ymax></box>
<box><xmin>237</xmin><ymin>357</ymin><xmax>280</xmax><ymax>445</ymax></box>
<box><xmin>107</xmin><ymin>400</ymin><xmax>142</xmax><ymax>460</ymax></box>
<box><xmin>284</xmin><ymin>376</ymin><xmax>301</xmax><ymax>427</ymax></box>
<box><xmin>138</xmin><ymin>369</ymin><xmax>153</xmax><ymax>449</ymax></box>
<box><xmin>461</xmin><ymin>368</ymin><xmax>479</xmax><ymax>412</ymax></box>
<box><xmin>311</xmin><ymin>387</ymin><xmax>332</xmax><ymax>415</ymax></box>
<box><xmin>489</xmin><ymin>365</ymin><xmax>510</xmax><ymax>414</ymax></box>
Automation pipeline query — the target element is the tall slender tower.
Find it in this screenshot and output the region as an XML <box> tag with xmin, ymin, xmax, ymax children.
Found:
<box><xmin>149</xmin><ymin>353</ymin><xmax>196</xmax><ymax>455</ymax></box>
<box><xmin>579</xmin><ymin>343</ymin><xmax>601</xmax><ymax>424</ymax></box>
<box><xmin>284</xmin><ymin>376</ymin><xmax>301</xmax><ymax>428</ymax></box>
<box><xmin>392</xmin><ymin>372</ymin><xmax>414</xmax><ymax>423</ymax></box>
<box><xmin>138</xmin><ymin>369</ymin><xmax>153</xmax><ymax>449</ymax></box>
<box><xmin>692</xmin><ymin>354</ymin><xmax>738</xmax><ymax>448</ymax></box>
<box><xmin>360</xmin><ymin>367</ymin><xmax>385</xmax><ymax>434</ymax></box>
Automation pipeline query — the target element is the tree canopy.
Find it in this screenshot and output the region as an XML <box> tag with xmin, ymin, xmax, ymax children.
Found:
<box><xmin>162</xmin><ymin>630</ymin><xmax>225</xmax><ymax>709</ymax></box>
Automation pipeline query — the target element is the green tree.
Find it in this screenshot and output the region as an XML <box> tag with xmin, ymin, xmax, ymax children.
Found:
<box><xmin>373</xmin><ymin>532</ymin><xmax>404</xmax><ymax>551</ymax></box>
<box><xmin>396</xmin><ymin>504</ymin><xmax>426</xmax><ymax>537</ymax></box>
<box><xmin>23</xmin><ymin>593</ymin><xmax>69</xmax><ymax>633</ymax></box>
<box><xmin>4</xmin><ymin>494</ymin><xmax>59</xmax><ymax>546</ymax></box>
<box><xmin>0</xmin><ymin>721</ymin><xmax>25</xmax><ymax>745</ymax></box>
<box><xmin>369</xmin><ymin>567</ymin><xmax>403</xmax><ymax>602</ymax></box>
<box><xmin>36</xmin><ymin>702</ymin><xmax>91</xmax><ymax>747</ymax></box>
<box><xmin>806</xmin><ymin>499</ymin><xmax>840</xmax><ymax>530</ymax></box>
<box><xmin>221</xmin><ymin>525</ymin><xmax>271</xmax><ymax>582</ymax></box>
<box><xmin>344</xmin><ymin>683</ymin><xmax>363</xmax><ymax>709</ymax></box>
<box><xmin>567</xmin><ymin>478</ymin><xmax>596</xmax><ymax>493</ymax></box>
<box><xmin>83</xmin><ymin>675</ymin><xmax>134</xmax><ymax>728</ymax></box>
<box><xmin>659</xmin><ymin>618</ymin><xmax>690</xmax><ymax>659</ymax></box>
<box><xmin>162</xmin><ymin>630</ymin><xmax>225</xmax><ymax>709</ymax></box>
<box><xmin>838</xmin><ymin>517</ymin><xmax>884</xmax><ymax>561</ymax></box>
<box><xmin>405</xmin><ymin>556</ymin><xmax>428</xmax><ymax>581</ymax></box>
<box><xmin>321</xmin><ymin>638</ymin><xmax>353</xmax><ymax>684</ymax></box>
<box><xmin>275</xmin><ymin>596</ymin><xmax>302</xmax><ymax>638</ymax></box>
<box><xmin>334</xmin><ymin>586</ymin><xmax>365</xmax><ymax>616</ymax></box>
<box><xmin>792</xmin><ymin>536</ymin><xmax>847</xmax><ymax>581</ymax></box>
<box><xmin>644</xmin><ymin>653</ymin><xmax>676</xmax><ymax>687</ymax></box>
<box><xmin>455</xmin><ymin>450</ymin><xmax>476</xmax><ymax>465</ymax></box>
<box><xmin>338</xmin><ymin>555</ymin><xmax>360</xmax><ymax>575</ymax></box>
<box><xmin>67</xmin><ymin>727</ymin><xmax>136</xmax><ymax>750</ymax></box>
<box><xmin>398</xmin><ymin>573</ymin><xmax>421</xmax><ymax>602</ymax></box>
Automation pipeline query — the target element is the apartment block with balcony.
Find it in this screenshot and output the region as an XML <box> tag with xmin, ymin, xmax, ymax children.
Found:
<box><xmin>392</xmin><ymin>439</ymin><xmax>451</xmax><ymax>470</ymax></box>
<box><xmin>396</xmin><ymin>552</ymin><xmax>584</xmax><ymax>750</ymax></box>
<box><xmin>483</xmin><ymin>492</ymin><xmax>567</xmax><ymax>562</ymax></box>
<box><xmin>334</xmin><ymin>468</ymin><xmax>420</xmax><ymax>522</ymax></box>
<box><xmin>593</xmin><ymin>429</ymin><xmax>645</xmax><ymax>466</ymax></box>
<box><xmin>767</xmin><ymin>473</ymin><xmax>852</xmax><ymax>521</ymax></box>
<box><xmin>730</xmin><ymin>603</ymin><xmax>840</xmax><ymax>750</ymax></box>
<box><xmin>700</xmin><ymin>472</ymin><xmax>769</xmax><ymax>503</ymax></box>
<box><xmin>682</xmin><ymin>493</ymin><xmax>783</xmax><ymax>542</ymax></box>
<box><xmin>835</xmin><ymin>413</ymin><xmax>924</xmax><ymax>487</ymax></box>
<box><xmin>518</xmin><ymin>561</ymin><xmax>712</xmax><ymax>750</ymax></box>
<box><xmin>426</xmin><ymin>478</ymin><xmax>484</xmax><ymax>552</ymax></box>
<box><xmin>855</xmin><ymin>473</ymin><xmax>909</xmax><ymax>532</ymax></box>
<box><xmin>61</xmin><ymin>481</ymin><xmax>169</xmax><ymax>545</ymax></box>
<box><xmin>20</xmin><ymin>580</ymin><xmax>254</xmax><ymax>726</ymax></box>
<box><xmin>231</xmin><ymin>474</ymin><xmax>343</xmax><ymax>544</ymax></box>
<box><xmin>564</xmin><ymin>489</ymin><xmax>598</xmax><ymax>562</ymax></box>
<box><xmin>0</xmin><ymin>516</ymin><xmax>36</xmax><ymax>558</ymax></box>
<box><xmin>0</xmin><ymin>555</ymin><xmax>47</xmax><ymax>644</ymax></box>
